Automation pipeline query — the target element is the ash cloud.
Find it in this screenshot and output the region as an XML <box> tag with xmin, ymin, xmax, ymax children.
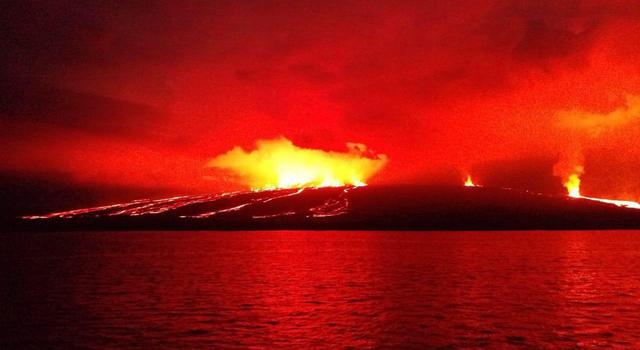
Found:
<box><xmin>556</xmin><ymin>95</ymin><xmax>640</xmax><ymax>136</ymax></box>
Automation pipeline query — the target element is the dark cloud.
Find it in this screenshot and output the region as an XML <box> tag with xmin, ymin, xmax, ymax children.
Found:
<box><xmin>473</xmin><ymin>157</ymin><xmax>566</xmax><ymax>194</ymax></box>
<box><xmin>482</xmin><ymin>0</ymin><xmax>611</xmax><ymax>65</ymax></box>
<box><xmin>0</xmin><ymin>76</ymin><xmax>168</xmax><ymax>139</ymax></box>
<box><xmin>0</xmin><ymin>171</ymin><xmax>177</xmax><ymax>218</ymax></box>
<box><xmin>288</xmin><ymin>63</ymin><xmax>335</xmax><ymax>84</ymax></box>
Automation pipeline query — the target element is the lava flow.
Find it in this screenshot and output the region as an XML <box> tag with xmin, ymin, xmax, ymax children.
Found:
<box><xmin>563</xmin><ymin>173</ymin><xmax>640</xmax><ymax>209</ymax></box>
<box><xmin>206</xmin><ymin>137</ymin><xmax>388</xmax><ymax>190</ymax></box>
<box><xmin>21</xmin><ymin>186</ymin><xmax>357</xmax><ymax>220</ymax></box>
<box><xmin>23</xmin><ymin>137</ymin><xmax>387</xmax><ymax>221</ymax></box>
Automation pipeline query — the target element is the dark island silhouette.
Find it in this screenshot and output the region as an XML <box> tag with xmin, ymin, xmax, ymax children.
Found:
<box><xmin>10</xmin><ymin>185</ymin><xmax>640</xmax><ymax>231</ymax></box>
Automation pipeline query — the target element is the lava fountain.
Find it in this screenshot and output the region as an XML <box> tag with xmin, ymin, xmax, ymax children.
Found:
<box><xmin>464</xmin><ymin>175</ymin><xmax>476</xmax><ymax>187</ymax></box>
<box><xmin>564</xmin><ymin>174</ymin><xmax>582</xmax><ymax>198</ymax></box>
<box><xmin>206</xmin><ymin>137</ymin><xmax>388</xmax><ymax>190</ymax></box>
<box><xmin>562</xmin><ymin>172</ymin><xmax>640</xmax><ymax>209</ymax></box>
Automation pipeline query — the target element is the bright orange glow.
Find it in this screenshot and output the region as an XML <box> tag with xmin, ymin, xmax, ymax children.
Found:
<box><xmin>206</xmin><ymin>137</ymin><xmax>388</xmax><ymax>190</ymax></box>
<box><xmin>585</xmin><ymin>196</ymin><xmax>640</xmax><ymax>210</ymax></box>
<box><xmin>464</xmin><ymin>175</ymin><xmax>476</xmax><ymax>187</ymax></box>
<box><xmin>562</xmin><ymin>172</ymin><xmax>640</xmax><ymax>209</ymax></box>
<box><xmin>564</xmin><ymin>174</ymin><xmax>581</xmax><ymax>198</ymax></box>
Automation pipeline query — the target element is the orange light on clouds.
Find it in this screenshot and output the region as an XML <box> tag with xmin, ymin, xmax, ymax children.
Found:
<box><xmin>206</xmin><ymin>137</ymin><xmax>388</xmax><ymax>190</ymax></box>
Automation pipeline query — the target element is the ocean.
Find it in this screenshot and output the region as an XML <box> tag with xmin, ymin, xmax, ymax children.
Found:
<box><xmin>3</xmin><ymin>230</ymin><xmax>640</xmax><ymax>348</ymax></box>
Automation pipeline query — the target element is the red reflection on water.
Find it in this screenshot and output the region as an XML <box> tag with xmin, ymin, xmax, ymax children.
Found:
<box><xmin>3</xmin><ymin>231</ymin><xmax>640</xmax><ymax>348</ymax></box>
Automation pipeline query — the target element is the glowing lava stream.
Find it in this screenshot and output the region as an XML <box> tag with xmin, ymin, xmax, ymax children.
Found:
<box><xmin>564</xmin><ymin>173</ymin><xmax>640</xmax><ymax>209</ymax></box>
<box><xmin>21</xmin><ymin>185</ymin><xmax>359</xmax><ymax>221</ymax></box>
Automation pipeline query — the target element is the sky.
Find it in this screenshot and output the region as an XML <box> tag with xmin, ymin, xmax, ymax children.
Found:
<box><xmin>2</xmin><ymin>0</ymin><xmax>640</xmax><ymax>214</ymax></box>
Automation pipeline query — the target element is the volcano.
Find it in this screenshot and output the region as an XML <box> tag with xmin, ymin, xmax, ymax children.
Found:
<box><xmin>11</xmin><ymin>185</ymin><xmax>640</xmax><ymax>231</ymax></box>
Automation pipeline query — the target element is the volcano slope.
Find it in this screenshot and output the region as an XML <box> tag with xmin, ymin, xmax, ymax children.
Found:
<box><xmin>11</xmin><ymin>185</ymin><xmax>640</xmax><ymax>231</ymax></box>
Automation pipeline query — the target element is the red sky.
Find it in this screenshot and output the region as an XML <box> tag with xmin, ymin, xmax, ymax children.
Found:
<box><xmin>2</xmin><ymin>0</ymin><xmax>640</xmax><ymax>212</ymax></box>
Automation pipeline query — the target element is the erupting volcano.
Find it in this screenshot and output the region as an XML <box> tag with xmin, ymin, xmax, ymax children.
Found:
<box><xmin>12</xmin><ymin>137</ymin><xmax>640</xmax><ymax>232</ymax></box>
<box><xmin>8</xmin><ymin>2</ymin><xmax>640</xmax><ymax>349</ymax></box>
